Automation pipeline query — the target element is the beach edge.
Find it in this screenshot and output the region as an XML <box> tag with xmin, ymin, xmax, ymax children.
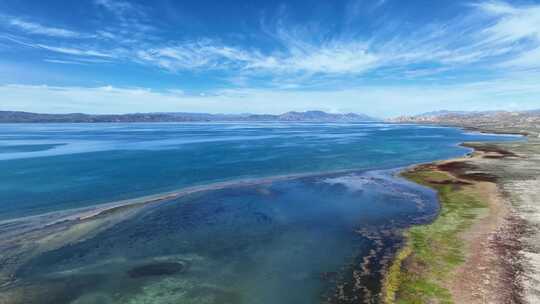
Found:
<box><xmin>382</xmin><ymin>137</ymin><xmax>529</xmax><ymax>303</ymax></box>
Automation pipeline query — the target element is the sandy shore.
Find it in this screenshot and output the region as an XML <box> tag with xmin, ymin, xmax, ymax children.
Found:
<box><xmin>385</xmin><ymin>133</ymin><xmax>539</xmax><ymax>303</ymax></box>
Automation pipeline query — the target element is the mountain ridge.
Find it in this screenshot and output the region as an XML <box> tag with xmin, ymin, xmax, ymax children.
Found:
<box><xmin>390</xmin><ymin>109</ymin><xmax>540</xmax><ymax>137</ymax></box>
<box><xmin>0</xmin><ymin>110</ymin><xmax>379</xmax><ymax>123</ymax></box>
<box><xmin>391</xmin><ymin>109</ymin><xmax>540</xmax><ymax>122</ymax></box>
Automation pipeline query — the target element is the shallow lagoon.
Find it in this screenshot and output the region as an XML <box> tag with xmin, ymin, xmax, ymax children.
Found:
<box><xmin>0</xmin><ymin>123</ymin><xmax>520</xmax><ymax>303</ymax></box>
<box><xmin>6</xmin><ymin>170</ymin><xmax>437</xmax><ymax>303</ymax></box>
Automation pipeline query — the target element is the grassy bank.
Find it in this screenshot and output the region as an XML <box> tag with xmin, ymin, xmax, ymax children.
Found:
<box><xmin>383</xmin><ymin>163</ymin><xmax>489</xmax><ymax>303</ymax></box>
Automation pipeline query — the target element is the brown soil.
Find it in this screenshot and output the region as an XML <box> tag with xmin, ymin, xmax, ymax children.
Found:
<box><xmin>433</xmin><ymin>149</ymin><xmax>525</xmax><ymax>303</ymax></box>
<box><xmin>461</xmin><ymin>143</ymin><xmax>519</xmax><ymax>158</ymax></box>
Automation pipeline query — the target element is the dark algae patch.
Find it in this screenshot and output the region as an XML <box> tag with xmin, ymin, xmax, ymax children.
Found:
<box><xmin>461</xmin><ymin>142</ymin><xmax>519</xmax><ymax>158</ymax></box>
<box><xmin>436</xmin><ymin>161</ymin><xmax>499</xmax><ymax>182</ymax></box>
<box><xmin>323</xmin><ymin>228</ymin><xmax>405</xmax><ymax>304</ymax></box>
<box><xmin>127</xmin><ymin>261</ymin><xmax>188</xmax><ymax>278</ymax></box>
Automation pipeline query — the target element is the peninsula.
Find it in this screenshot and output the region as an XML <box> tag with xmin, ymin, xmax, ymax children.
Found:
<box><xmin>385</xmin><ymin>110</ymin><xmax>540</xmax><ymax>303</ymax></box>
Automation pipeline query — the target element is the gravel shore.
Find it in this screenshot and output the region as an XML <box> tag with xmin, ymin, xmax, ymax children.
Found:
<box><xmin>385</xmin><ymin>128</ymin><xmax>539</xmax><ymax>304</ymax></box>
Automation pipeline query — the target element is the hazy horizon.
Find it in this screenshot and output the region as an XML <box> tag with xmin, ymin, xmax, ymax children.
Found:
<box><xmin>1</xmin><ymin>108</ymin><xmax>539</xmax><ymax>119</ymax></box>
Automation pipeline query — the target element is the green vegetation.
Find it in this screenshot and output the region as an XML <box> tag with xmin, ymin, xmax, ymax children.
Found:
<box><xmin>383</xmin><ymin>167</ymin><xmax>488</xmax><ymax>304</ymax></box>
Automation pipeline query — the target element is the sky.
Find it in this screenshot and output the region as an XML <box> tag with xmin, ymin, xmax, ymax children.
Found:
<box><xmin>1</xmin><ymin>0</ymin><xmax>540</xmax><ymax>117</ymax></box>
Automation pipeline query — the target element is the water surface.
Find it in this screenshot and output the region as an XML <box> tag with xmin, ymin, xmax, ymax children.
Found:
<box><xmin>0</xmin><ymin>122</ymin><xmax>517</xmax><ymax>220</ymax></box>
<box><xmin>0</xmin><ymin>123</ymin><xmax>520</xmax><ymax>303</ymax></box>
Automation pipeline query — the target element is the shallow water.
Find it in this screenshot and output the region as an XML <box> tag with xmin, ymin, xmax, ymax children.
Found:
<box><xmin>0</xmin><ymin>123</ymin><xmax>520</xmax><ymax>303</ymax></box>
<box><xmin>7</xmin><ymin>170</ymin><xmax>436</xmax><ymax>304</ymax></box>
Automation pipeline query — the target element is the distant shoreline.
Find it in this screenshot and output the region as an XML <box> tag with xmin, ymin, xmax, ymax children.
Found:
<box><xmin>0</xmin><ymin>110</ymin><xmax>379</xmax><ymax>123</ymax></box>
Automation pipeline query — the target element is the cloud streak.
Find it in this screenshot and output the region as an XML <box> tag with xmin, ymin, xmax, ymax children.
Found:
<box><xmin>36</xmin><ymin>44</ymin><xmax>115</xmax><ymax>58</ymax></box>
<box><xmin>94</xmin><ymin>0</ymin><xmax>135</xmax><ymax>13</ymax></box>
<box><xmin>9</xmin><ymin>19</ymin><xmax>80</xmax><ymax>38</ymax></box>
<box><xmin>136</xmin><ymin>38</ymin><xmax>380</xmax><ymax>76</ymax></box>
<box><xmin>131</xmin><ymin>0</ymin><xmax>540</xmax><ymax>82</ymax></box>
<box><xmin>5</xmin><ymin>0</ymin><xmax>540</xmax><ymax>80</ymax></box>
<box><xmin>2</xmin><ymin>76</ymin><xmax>539</xmax><ymax>117</ymax></box>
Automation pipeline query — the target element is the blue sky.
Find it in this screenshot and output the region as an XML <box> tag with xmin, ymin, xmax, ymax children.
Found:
<box><xmin>1</xmin><ymin>0</ymin><xmax>540</xmax><ymax>117</ymax></box>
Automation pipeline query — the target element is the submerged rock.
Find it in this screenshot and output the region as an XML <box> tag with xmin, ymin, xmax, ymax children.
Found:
<box><xmin>127</xmin><ymin>261</ymin><xmax>187</xmax><ymax>278</ymax></box>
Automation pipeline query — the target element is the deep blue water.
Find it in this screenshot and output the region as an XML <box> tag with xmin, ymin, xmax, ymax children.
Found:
<box><xmin>0</xmin><ymin>123</ymin><xmax>520</xmax><ymax>304</ymax></box>
<box><xmin>0</xmin><ymin>122</ymin><xmax>518</xmax><ymax>220</ymax></box>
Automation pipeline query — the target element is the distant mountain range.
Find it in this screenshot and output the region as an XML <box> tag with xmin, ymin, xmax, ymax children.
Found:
<box><xmin>390</xmin><ymin>109</ymin><xmax>540</xmax><ymax>136</ymax></box>
<box><xmin>391</xmin><ymin>109</ymin><xmax>540</xmax><ymax>123</ymax></box>
<box><xmin>0</xmin><ymin>110</ymin><xmax>379</xmax><ymax>123</ymax></box>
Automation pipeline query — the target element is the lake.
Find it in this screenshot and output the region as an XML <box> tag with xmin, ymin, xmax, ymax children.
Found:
<box><xmin>0</xmin><ymin>123</ymin><xmax>519</xmax><ymax>303</ymax></box>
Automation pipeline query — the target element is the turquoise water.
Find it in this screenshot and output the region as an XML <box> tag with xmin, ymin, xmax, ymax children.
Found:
<box><xmin>0</xmin><ymin>123</ymin><xmax>519</xmax><ymax>303</ymax></box>
<box><xmin>0</xmin><ymin>123</ymin><xmax>517</xmax><ymax>220</ymax></box>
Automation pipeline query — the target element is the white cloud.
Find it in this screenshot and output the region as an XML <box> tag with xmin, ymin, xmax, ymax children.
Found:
<box><xmin>251</xmin><ymin>41</ymin><xmax>379</xmax><ymax>74</ymax></box>
<box><xmin>94</xmin><ymin>0</ymin><xmax>135</xmax><ymax>13</ymax></box>
<box><xmin>137</xmin><ymin>39</ymin><xmax>379</xmax><ymax>75</ymax></box>
<box><xmin>137</xmin><ymin>41</ymin><xmax>253</xmax><ymax>71</ymax></box>
<box><xmin>475</xmin><ymin>1</ymin><xmax>540</xmax><ymax>42</ymax></box>
<box><xmin>4</xmin><ymin>0</ymin><xmax>540</xmax><ymax>95</ymax></box>
<box><xmin>96</xmin><ymin>30</ymin><xmax>117</xmax><ymax>40</ymax></box>
<box><xmin>501</xmin><ymin>47</ymin><xmax>540</xmax><ymax>69</ymax></box>
<box><xmin>470</xmin><ymin>1</ymin><xmax>540</xmax><ymax>69</ymax></box>
<box><xmin>132</xmin><ymin>1</ymin><xmax>540</xmax><ymax>80</ymax></box>
<box><xmin>44</xmin><ymin>59</ymin><xmax>86</xmax><ymax>65</ymax></box>
<box><xmin>9</xmin><ymin>19</ymin><xmax>80</xmax><ymax>38</ymax></box>
<box><xmin>1</xmin><ymin>77</ymin><xmax>539</xmax><ymax>117</ymax></box>
<box><xmin>94</xmin><ymin>0</ymin><xmax>153</xmax><ymax>33</ymax></box>
<box><xmin>36</xmin><ymin>44</ymin><xmax>115</xmax><ymax>58</ymax></box>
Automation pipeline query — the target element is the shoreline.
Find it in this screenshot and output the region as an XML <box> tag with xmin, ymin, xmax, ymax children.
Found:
<box><xmin>383</xmin><ymin>136</ymin><xmax>530</xmax><ymax>303</ymax></box>
<box><xmin>0</xmin><ymin>128</ymin><xmax>528</xmax><ymax>302</ymax></box>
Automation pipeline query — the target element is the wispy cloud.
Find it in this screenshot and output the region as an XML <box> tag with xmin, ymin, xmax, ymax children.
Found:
<box><xmin>3</xmin><ymin>0</ymin><xmax>540</xmax><ymax>100</ymax></box>
<box><xmin>36</xmin><ymin>44</ymin><xmax>114</xmax><ymax>58</ymax></box>
<box><xmin>94</xmin><ymin>0</ymin><xmax>154</xmax><ymax>33</ymax></box>
<box><xmin>474</xmin><ymin>1</ymin><xmax>540</xmax><ymax>42</ymax></box>
<box><xmin>501</xmin><ymin>47</ymin><xmax>540</xmax><ymax>69</ymax></box>
<box><xmin>2</xmin><ymin>74</ymin><xmax>539</xmax><ymax>116</ymax></box>
<box><xmin>9</xmin><ymin>19</ymin><xmax>80</xmax><ymax>38</ymax></box>
<box><xmin>44</xmin><ymin>59</ymin><xmax>86</xmax><ymax>65</ymax></box>
<box><xmin>94</xmin><ymin>0</ymin><xmax>135</xmax><ymax>13</ymax></box>
<box><xmin>1</xmin><ymin>31</ymin><xmax>117</xmax><ymax>59</ymax></box>
<box><xmin>472</xmin><ymin>1</ymin><xmax>540</xmax><ymax>69</ymax></box>
<box><xmin>247</xmin><ymin>38</ymin><xmax>378</xmax><ymax>75</ymax></box>
<box><xmin>136</xmin><ymin>40</ymin><xmax>254</xmax><ymax>71</ymax></box>
<box><xmin>137</xmin><ymin>38</ymin><xmax>378</xmax><ymax>75</ymax></box>
<box><xmin>133</xmin><ymin>1</ymin><xmax>540</xmax><ymax>81</ymax></box>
